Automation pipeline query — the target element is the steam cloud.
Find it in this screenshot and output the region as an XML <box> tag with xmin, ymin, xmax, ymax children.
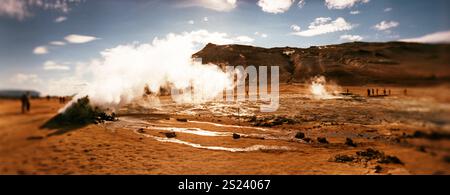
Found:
<box><xmin>61</xmin><ymin>31</ymin><xmax>237</xmax><ymax>112</ymax></box>
<box><xmin>309</xmin><ymin>76</ymin><xmax>341</xmax><ymax>100</ymax></box>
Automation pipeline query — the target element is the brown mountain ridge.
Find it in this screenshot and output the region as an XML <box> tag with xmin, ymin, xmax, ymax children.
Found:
<box><xmin>193</xmin><ymin>42</ymin><xmax>450</xmax><ymax>86</ymax></box>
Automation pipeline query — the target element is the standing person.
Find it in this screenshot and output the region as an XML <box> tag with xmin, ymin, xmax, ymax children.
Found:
<box><xmin>21</xmin><ymin>92</ymin><xmax>30</xmax><ymax>113</ymax></box>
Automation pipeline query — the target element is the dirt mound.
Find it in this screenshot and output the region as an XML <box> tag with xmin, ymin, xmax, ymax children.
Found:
<box><xmin>41</xmin><ymin>96</ymin><xmax>116</xmax><ymax>128</ymax></box>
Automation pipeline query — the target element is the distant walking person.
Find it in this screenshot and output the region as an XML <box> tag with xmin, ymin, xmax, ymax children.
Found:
<box><xmin>21</xmin><ymin>92</ymin><xmax>30</xmax><ymax>113</ymax></box>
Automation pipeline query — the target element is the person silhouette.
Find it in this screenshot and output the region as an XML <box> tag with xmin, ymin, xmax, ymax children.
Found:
<box><xmin>21</xmin><ymin>92</ymin><xmax>30</xmax><ymax>113</ymax></box>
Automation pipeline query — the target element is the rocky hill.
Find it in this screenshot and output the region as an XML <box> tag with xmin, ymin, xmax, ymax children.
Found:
<box><xmin>193</xmin><ymin>42</ymin><xmax>450</xmax><ymax>85</ymax></box>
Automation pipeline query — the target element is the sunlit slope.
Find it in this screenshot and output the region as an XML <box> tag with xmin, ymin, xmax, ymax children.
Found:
<box><xmin>193</xmin><ymin>42</ymin><xmax>450</xmax><ymax>85</ymax></box>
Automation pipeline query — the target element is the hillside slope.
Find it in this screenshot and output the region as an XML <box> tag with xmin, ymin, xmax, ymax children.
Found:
<box><xmin>193</xmin><ymin>42</ymin><xmax>450</xmax><ymax>85</ymax></box>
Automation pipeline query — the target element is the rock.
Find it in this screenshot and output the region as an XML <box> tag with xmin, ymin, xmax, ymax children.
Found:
<box><xmin>443</xmin><ymin>156</ymin><xmax>450</xmax><ymax>164</ymax></box>
<box><xmin>302</xmin><ymin>137</ymin><xmax>312</xmax><ymax>143</ymax></box>
<box><xmin>295</xmin><ymin>132</ymin><xmax>305</xmax><ymax>139</ymax></box>
<box><xmin>176</xmin><ymin>118</ymin><xmax>188</xmax><ymax>122</ymax></box>
<box><xmin>317</xmin><ymin>137</ymin><xmax>329</xmax><ymax>144</ymax></box>
<box><xmin>377</xmin><ymin>155</ymin><xmax>403</xmax><ymax>165</ymax></box>
<box><xmin>233</xmin><ymin>133</ymin><xmax>241</xmax><ymax>139</ymax></box>
<box><xmin>356</xmin><ymin>148</ymin><xmax>383</xmax><ymax>160</ymax></box>
<box><xmin>374</xmin><ymin>165</ymin><xmax>383</xmax><ymax>173</ymax></box>
<box><xmin>334</xmin><ymin>154</ymin><xmax>354</xmax><ymax>163</ymax></box>
<box><xmin>417</xmin><ymin>146</ymin><xmax>426</xmax><ymax>153</ymax></box>
<box><xmin>26</xmin><ymin>136</ymin><xmax>44</xmax><ymax>140</ymax></box>
<box><xmin>165</xmin><ymin>132</ymin><xmax>176</xmax><ymax>138</ymax></box>
<box><xmin>137</xmin><ymin>128</ymin><xmax>145</xmax><ymax>133</ymax></box>
<box><xmin>345</xmin><ymin>138</ymin><xmax>357</xmax><ymax>147</ymax></box>
<box><xmin>412</xmin><ymin>130</ymin><xmax>450</xmax><ymax>140</ymax></box>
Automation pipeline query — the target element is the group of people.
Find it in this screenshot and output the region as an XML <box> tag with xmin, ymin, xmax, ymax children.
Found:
<box><xmin>367</xmin><ymin>88</ymin><xmax>391</xmax><ymax>97</ymax></box>
<box><xmin>21</xmin><ymin>93</ymin><xmax>69</xmax><ymax>114</ymax></box>
<box><xmin>366</xmin><ymin>88</ymin><xmax>408</xmax><ymax>97</ymax></box>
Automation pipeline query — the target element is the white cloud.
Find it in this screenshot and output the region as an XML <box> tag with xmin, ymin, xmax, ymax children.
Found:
<box><xmin>43</xmin><ymin>61</ymin><xmax>70</xmax><ymax>71</ymax></box>
<box><xmin>350</xmin><ymin>10</ymin><xmax>360</xmax><ymax>15</ymax></box>
<box><xmin>54</xmin><ymin>16</ymin><xmax>67</xmax><ymax>23</ymax></box>
<box><xmin>0</xmin><ymin>0</ymin><xmax>82</xmax><ymax>20</ymax></box>
<box><xmin>290</xmin><ymin>24</ymin><xmax>301</xmax><ymax>32</ymax></box>
<box><xmin>187</xmin><ymin>30</ymin><xmax>254</xmax><ymax>45</ymax></box>
<box><xmin>255</xmin><ymin>32</ymin><xmax>268</xmax><ymax>38</ymax></box>
<box><xmin>33</xmin><ymin>46</ymin><xmax>48</xmax><ymax>55</ymax></box>
<box><xmin>399</xmin><ymin>30</ymin><xmax>450</xmax><ymax>44</ymax></box>
<box><xmin>0</xmin><ymin>0</ymin><xmax>29</xmax><ymax>20</ymax></box>
<box><xmin>235</xmin><ymin>36</ymin><xmax>254</xmax><ymax>43</ymax></box>
<box><xmin>64</xmin><ymin>34</ymin><xmax>99</xmax><ymax>44</ymax></box>
<box><xmin>298</xmin><ymin>0</ymin><xmax>305</xmax><ymax>8</ymax></box>
<box><xmin>188</xmin><ymin>20</ymin><xmax>194</xmax><ymax>24</ymax></box>
<box><xmin>384</xmin><ymin>7</ymin><xmax>392</xmax><ymax>12</ymax></box>
<box><xmin>179</xmin><ymin>0</ymin><xmax>237</xmax><ymax>12</ymax></box>
<box><xmin>325</xmin><ymin>0</ymin><xmax>370</xmax><ymax>9</ymax></box>
<box><xmin>203</xmin><ymin>17</ymin><xmax>208</xmax><ymax>22</ymax></box>
<box><xmin>10</xmin><ymin>73</ymin><xmax>42</xmax><ymax>84</ymax></box>
<box><xmin>340</xmin><ymin>34</ymin><xmax>363</xmax><ymax>41</ymax></box>
<box><xmin>257</xmin><ymin>0</ymin><xmax>295</xmax><ymax>14</ymax></box>
<box><xmin>292</xmin><ymin>17</ymin><xmax>354</xmax><ymax>37</ymax></box>
<box><xmin>373</xmin><ymin>20</ymin><xmax>399</xmax><ymax>31</ymax></box>
<box><xmin>50</xmin><ymin>41</ymin><xmax>66</xmax><ymax>46</ymax></box>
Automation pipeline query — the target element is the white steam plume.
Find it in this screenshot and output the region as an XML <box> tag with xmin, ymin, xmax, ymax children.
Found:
<box><xmin>61</xmin><ymin>31</ymin><xmax>238</xmax><ymax>112</ymax></box>
<box><xmin>309</xmin><ymin>76</ymin><xmax>341</xmax><ymax>100</ymax></box>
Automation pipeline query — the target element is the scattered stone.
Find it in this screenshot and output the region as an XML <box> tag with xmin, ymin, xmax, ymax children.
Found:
<box><xmin>443</xmin><ymin>156</ymin><xmax>450</xmax><ymax>164</ymax></box>
<box><xmin>176</xmin><ymin>118</ymin><xmax>188</xmax><ymax>122</ymax></box>
<box><xmin>356</xmin><ymin>148</ymin><xmax>383</xmax><ymax>160</ymax></box>
<box><xmin>137</xmin><ymin>128</ymin><xmax>146</xmax><ymax>133</ymax></box>
<box><xmin>374</xmin><ymin>165</ymin><xmax>383</xmax><ymax>173</ymax></box>
<box><xmin>417</xmin><ymin>146</ymin><xmax>426</xmax><ymax>153</ymax></box>
<box><xmin>302</xmin><ymin>137</ymin><xmax>312</xmax><ymax>143</ymax></box>
<box><xmin>317</xmin><ymin>137</ymin><xmax>329</xmax><ymax>144</ymax></box>
<box><xmin>252</xmin><ymin>115</ymin><xmax>296</xmax><ymax>127</ymax></box>
<box><xmin>26</xmin><ymin>136</ymin><xmax>44</xmax><ymax>140</ymax></box>
<box><xmin>233</xmin><ymin>133</ymin><xmax>241</xmax><ymax>139</ymax></box>
<box><xmin>412</xmin><ymin>130</ymin><xmax>450</xmax><ymax>140</ymax></box>
<box><xmin>165</xmin><ymin>132</ymin><xmax>176</xmax><ymax>138</ymax></box>
<box><xmin>378</xmin><ymin>155</ymin><xmax>403</xmax><ymax>165</ymax></box>
<box><xmin>345</xmin><ymin>138</ymin><xmax>357</xmax><ymax>147</ymax></box>
<box><xmin>334</xmin><ymin>154</ymin><xmax>355</xmax><ymax>163</ymax></box>
<box><xmin>295</xmin><ymin>132</ymin><xmax>305</xmax><ymax>139</ymax></box>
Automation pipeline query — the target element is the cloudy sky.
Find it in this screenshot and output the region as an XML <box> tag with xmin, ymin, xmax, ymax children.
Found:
<box><xmin>1</xmin><ymin>0</ymin><xmax>450</xmax><ymax>95</ymax></box>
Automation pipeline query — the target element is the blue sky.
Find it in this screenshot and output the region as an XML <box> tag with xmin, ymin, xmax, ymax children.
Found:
<box><xmin>1</xmin><ymin>0</ymin><xmax>449</xmax><ymax>94</ymax></box>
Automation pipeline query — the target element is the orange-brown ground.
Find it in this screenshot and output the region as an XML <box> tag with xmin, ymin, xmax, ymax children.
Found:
<box><xmin>0</xmin><ymin>84</ymin><xmax>449</xmax><ymax>175</ymax></box>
